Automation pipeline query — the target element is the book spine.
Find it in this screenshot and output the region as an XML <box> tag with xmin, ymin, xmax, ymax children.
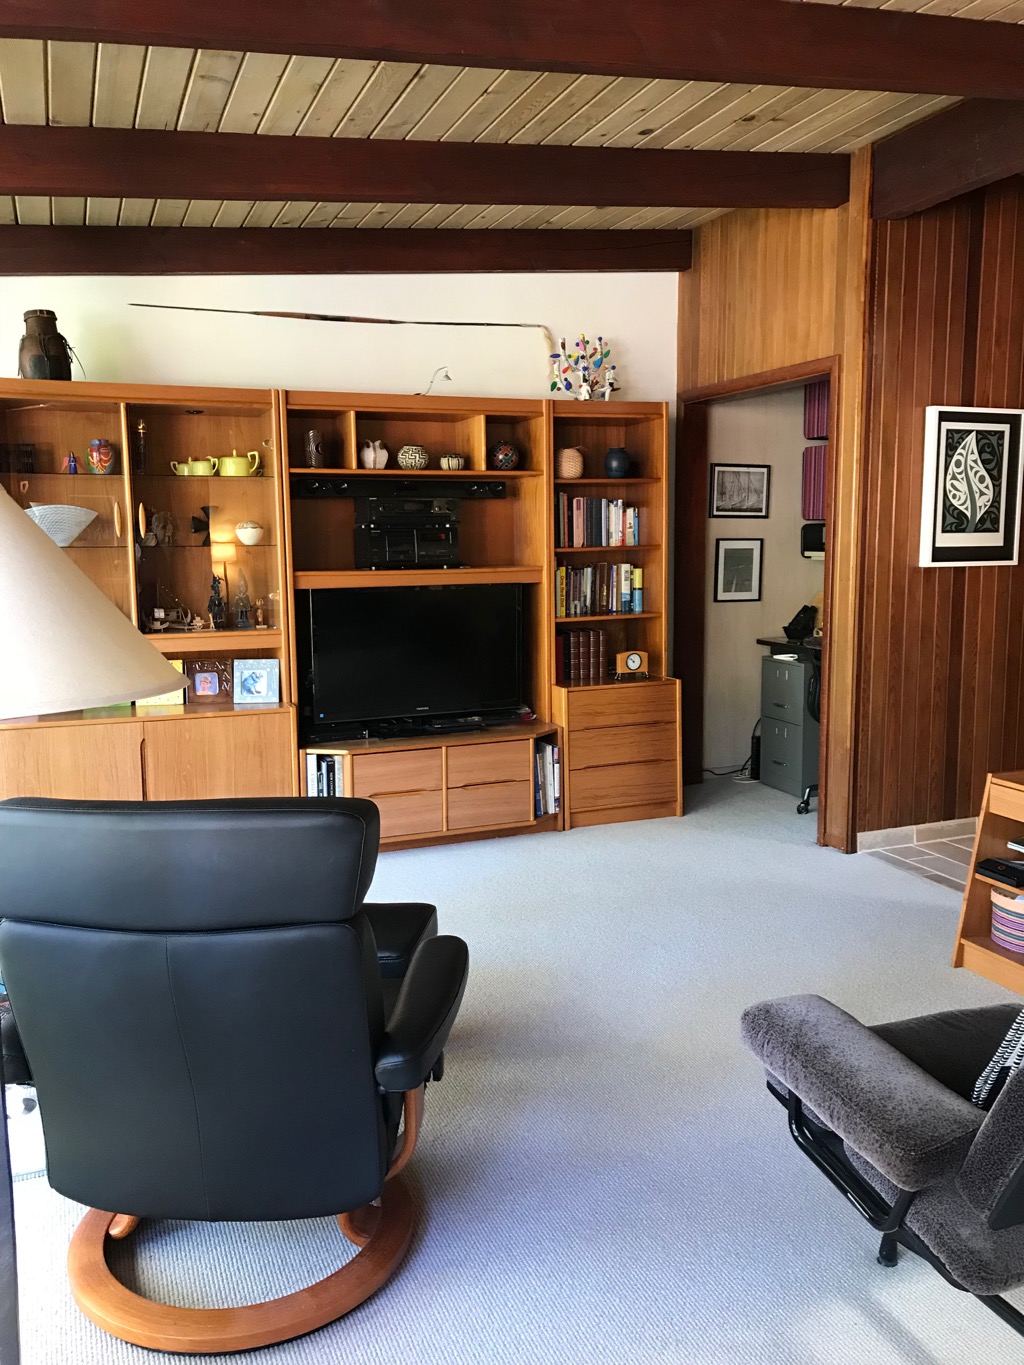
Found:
<box><xmin>632</xmin><ymin>566</ymin><xmax>643</xmax><ymax>613</ymax></box>
<box><xmin>589</xmin><ymin>629</ymin><xmax>599</xmax><ymax>685</ymax></box>
<box><xmin>552</xmin><ymin>744</ymin><xmax>561</xmax><ymax>812</ymax></box>
<box><xmin>305</xmin><ymin>752</ymin><xmax>318</xmax><ymax>797</ymax></box>
<box><xmin>543</xmin><ymin>742</ymin><xmax>555</xmax><ymax>814</ymax></box>
<box><xmin>580</xmin><ymin>630</ymin><xmax>591</xmax><ymax>683</ymax></box>
<box><xmin>597</xmin><ymin>628</ymin><xmax>608</xmax><ymax>683</ymax></box>
<box><xmin>622</xmin><ymin>563</ymin><xmax>632</xmax><ymax>614</ymax></box>
<box><xmin>573</xmin><ymin>496</ymin><xmax>585</xmax><ymax>548</ymax></box>
<box><xmin>534</xmin><ymin>748</ymin><xmax>544</xmax><ymax>817</ymax></box>
<box><xmin>316</xmin><ymin>755</ymin><xmax>327</xmax><ymax>797</ymax></box>
<box><xmin>570</xmin><ymin>630</ymin><xmax>581</xmax><ymax>686</ymax></box>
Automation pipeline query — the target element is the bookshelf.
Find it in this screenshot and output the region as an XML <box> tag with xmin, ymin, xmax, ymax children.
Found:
<box><xmin>953</xmin><ymin>772</ymin><xmax>1024</xmax><ymax>994</ymax></box>
<box><xmin>1</xmin><ymin>382</ymin><xmax>682</xmax><ymax>838</ymax></box>
<box><xmin>549</xmin><ymin>401</ymin><xmax>682</xmax><ymax>829</ymax></box>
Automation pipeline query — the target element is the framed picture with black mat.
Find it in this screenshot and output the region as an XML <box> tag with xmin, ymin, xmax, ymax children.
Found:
<box><xmin>714</xmin><ymin>538</ymin><xmax>763</xmax><ymax>603</ymax></box>
<box><xmin>920</xmin><ymin>406</ymin><xmax>1024</xmax><ymax>567</ymax></box>
<box><xmin>709</xmin><ymin>463</ymin><xmax>770</xmax><ymax>518</ymax></box>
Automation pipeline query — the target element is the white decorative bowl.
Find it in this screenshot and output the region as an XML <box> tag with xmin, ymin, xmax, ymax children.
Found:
<box><xmin>235</xmin><ymin>521</ymin><xmax>265</xmax><ymax>546</ymax></box>
<box><xmin>26</xmin><ymin>503</ymin><xmax>98</xmax><ymax>547</ymax></box>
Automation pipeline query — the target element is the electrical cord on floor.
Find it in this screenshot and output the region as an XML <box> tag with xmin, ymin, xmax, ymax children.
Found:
<box><xmin>703</xmin><ymin>755</ymin><xmax>758</xmax><ymax>784</ymax></box>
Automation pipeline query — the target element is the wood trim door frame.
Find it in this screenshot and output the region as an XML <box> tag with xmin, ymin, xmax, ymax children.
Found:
<box><xmin>674</xmin><ymin>354</ymin><xmax>856</xmax><ymax>850</ymax></box>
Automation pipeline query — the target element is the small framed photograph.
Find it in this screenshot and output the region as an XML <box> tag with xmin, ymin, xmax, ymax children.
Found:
<box><xmin>714</xmin><ymin>538</ymin><xmax>763</xmax><ymax>602</ymax></box>
<box><xmin>920</xmin><ymin>406</ymin><xmax>1024</xmax><ymax>566</ymax></box>
<box><xmin>185</xmin><ymin>658</ymin><xmax>232</xmax><ymax>705</ymax></box>
<box><xmin>709</xmin><ymin>463</ymin><xmax>771</xmax><ymax>518</ymax></box>
<box><xmin>233</xmin><ymin>658</ymin><xmax>281</xmax><ymax>705</ymax></box>
<box><xmin>136</xmin><ymin>658</ymin><xmax>185</xmax><ymax>709</ymax></box>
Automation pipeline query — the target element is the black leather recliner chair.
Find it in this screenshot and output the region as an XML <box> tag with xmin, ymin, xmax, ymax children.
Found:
<box><xmin>0</xmin><ymin>796</ymin><xmax>469</xmax><ymax>1355</ymax></box>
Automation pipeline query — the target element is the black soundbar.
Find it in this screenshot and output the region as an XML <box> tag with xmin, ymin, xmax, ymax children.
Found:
<box><xmin>291</xmin><ymin>476</ymin><xmax>507</xmax><ymax>500</ymax></box>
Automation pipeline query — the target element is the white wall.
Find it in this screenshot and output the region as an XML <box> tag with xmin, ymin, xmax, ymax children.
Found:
<box><xmin>0</xmin><ymin>273</ymin><xmax>678</xmax><ymax>401</ymax></box>
<box><xmin>703</xmin><ymin>387</ymin><xmax>825</xmax><ymax>771</ymax></box>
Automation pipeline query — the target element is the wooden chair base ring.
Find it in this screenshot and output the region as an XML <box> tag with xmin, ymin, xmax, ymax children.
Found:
<box><xmin>67</xmin><ymin>1175</ymin><xmax>416</xmax><ymax>1354</ymax></box>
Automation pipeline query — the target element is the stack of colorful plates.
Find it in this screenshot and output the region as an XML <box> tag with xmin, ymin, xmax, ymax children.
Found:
<box><xmin>991</xmin><ymin>889</ymin><xmax>1024</xmax><ymax>954</ymax></box>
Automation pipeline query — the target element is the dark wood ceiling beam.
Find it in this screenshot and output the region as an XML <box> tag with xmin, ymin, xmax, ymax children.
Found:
<box><xmin>0</xmin><ymin>125</ymin><xmax>850</xmax><ymax>209</ymax></box>
<box><xmin>0</xmin><ymin>227</ymin><xmax>694</xmax><ymax>275</ymax></box>
<box><xmin>3</xmin><ymin>0</ymin><xmax>1024</xmax><ymax>99</ymax></box>
<box><xmin>873</xmin><ymin>100</ymin><xmax>1024</xmax><ymax>218</ymax></box>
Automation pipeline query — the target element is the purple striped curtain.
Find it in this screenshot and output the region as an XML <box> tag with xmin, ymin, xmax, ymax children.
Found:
<box><xmin>802</xmin><ymin>446</ymin><xmax>827</xmax><ymax>521</ymax></box>
<box><xmin>804</xmin><ymin>378</ymin><xmax>830</xmax><ymax>440</ymax></box>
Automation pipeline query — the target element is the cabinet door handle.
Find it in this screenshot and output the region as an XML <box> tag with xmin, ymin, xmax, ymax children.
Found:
<box><xmin>140</xmin><ymin>736</ymin><xmax>148</xmax><ymax>800</ymax></box>
<box><xmin>113</xmin><ymin>500</ymin><xmax>122</xmax><ymax>539</ymax></box>
<box><xmin>771</xmin><ymin>759</ymin><xmax>788</xmax><ymax>767</ymax></box>
<box><xmin>769</xmin><ymin>701</ymin><xmax>789</xmax><ymax>709</ymax></box>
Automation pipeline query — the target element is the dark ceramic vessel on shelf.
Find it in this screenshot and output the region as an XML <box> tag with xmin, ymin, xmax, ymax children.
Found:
<box><xmin>488</xmin><ymin>441</ymin><xmax>519</xmax><ymax>471</ymax></box>
<box><xmin>605</xmin><ymin>447</ymin><xmax>630</xmax><ymax>478</ymax></box>
<box><xmin>18</xmin><ymin>309</ymin><xmax>73</xmax><ymax>381</ymax></box>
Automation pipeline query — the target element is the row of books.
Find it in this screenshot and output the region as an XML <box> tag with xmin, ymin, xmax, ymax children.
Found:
<box><xmin>555</xmin><ymin>628</ymin><xmax>608</xmax><ymax>687</ymax></box>
<box><xmin>555</xmin><ymin>495</ymin><xmax>642</xmax><ymax>548</ymax></box>
<box><xmin>555</xmin><ymin>563</ymin><xmax>643</xmax><ymax>618</ymax></box>
<box><xmin>307</xmin><ymin>753</ymin><xmax>345</xmax><ymax>797</ymax></box>
<box><xmin>534</xmin><ymin>739</ymin><xmax>561</xmax><ymax>817</ymax></box>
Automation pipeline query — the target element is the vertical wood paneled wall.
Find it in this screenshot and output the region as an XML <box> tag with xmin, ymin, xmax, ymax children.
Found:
<box><xmin>857</xmin><ymin>179</ymin><xmax>1024</xmax><ymax>831</ymax></box>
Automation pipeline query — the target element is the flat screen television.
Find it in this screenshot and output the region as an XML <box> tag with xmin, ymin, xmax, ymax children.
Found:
<box><xmin>296</xmin><ymin>584</ymin><xmax>525</xmax><ymax>741</ymax></box>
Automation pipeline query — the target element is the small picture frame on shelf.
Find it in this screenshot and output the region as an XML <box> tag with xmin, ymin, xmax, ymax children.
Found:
<box><xmin>233</xmin><ymin>658</ymin><xmax>281</xmax><ymax>705</ymax></box>
<box><xmin>185</xmin><ymin>658</ymin><xmax>232</xmax><ymax>705</ymax></box>
<box><xmin>709</xmin><ymin>464</ymin><xmax>771</xmax><ymax>518</ymax></box>
<box><xmin>714</xmin><ymin>538</ymin><xmax>763</xmax><ymax>602</ymax></box>
<box><xmin>136</xmin><ymin>659</ymin><xmax>186</xmax><ymax>709</ymax></box>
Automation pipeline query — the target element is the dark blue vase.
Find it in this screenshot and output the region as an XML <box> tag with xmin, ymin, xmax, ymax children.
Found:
<box><xmin>604</xmin><ymin>446</ymin><xmax>630</xmax><ymax>478</ymax></box>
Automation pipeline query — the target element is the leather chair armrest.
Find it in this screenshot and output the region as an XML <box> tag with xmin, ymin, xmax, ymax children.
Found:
<box><xmin>375</xmin><ymin>936</ymin><xmax>468</xmax><ymax>1093</ymax></box>
<box><xmin>741</xmin><ymin>994</ymin><xmax>985</xmax><ymax>1190</ymax></box>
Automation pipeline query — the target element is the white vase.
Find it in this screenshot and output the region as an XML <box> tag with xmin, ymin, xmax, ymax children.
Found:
<box><xmin>360</xmin><ymin>439</ymin><xmax>388</xmax><ymax>469</ymax></box>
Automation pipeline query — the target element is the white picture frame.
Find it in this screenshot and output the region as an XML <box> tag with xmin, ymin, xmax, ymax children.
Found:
<box><xmin>920</xmin><ymin>406</ymin><xmax>1024</xmax><ymax>567</ymax></box>
<box><xmin>232</xmin><ymin>658</ymin><xmax>281</xmax><ymax>705</ymax></box>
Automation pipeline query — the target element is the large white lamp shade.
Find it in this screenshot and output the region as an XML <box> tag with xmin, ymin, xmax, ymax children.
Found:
<box><xmin>1</xmin><ymin>483</ymin><xmax>185</xmax><ymax>720</ymax></box>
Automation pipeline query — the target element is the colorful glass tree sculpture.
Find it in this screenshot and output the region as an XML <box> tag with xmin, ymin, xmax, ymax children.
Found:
<box><xmin>549</xmin><ymin>334</ymin><xmax>618</xmax><ymax>400</ymax></box>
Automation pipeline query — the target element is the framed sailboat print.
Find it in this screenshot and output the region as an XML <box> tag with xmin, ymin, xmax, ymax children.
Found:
<box><xmin>920</xmin><ymin>407</ymin><xmax>1024</xmax><ymax>566</ymax></box>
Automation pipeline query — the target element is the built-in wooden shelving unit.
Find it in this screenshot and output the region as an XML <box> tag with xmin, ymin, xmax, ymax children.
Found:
<box><xmin>954</xmin><ymin>771</ymin><xmax>1024</xmax><ymax>994</ymax></box>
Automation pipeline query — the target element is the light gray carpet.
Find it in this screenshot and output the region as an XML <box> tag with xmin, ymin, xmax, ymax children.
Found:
<box><xmin>14</xmin><ymin>778</ymin><xmax>1022</xmax><ymax>1364</ymax></box>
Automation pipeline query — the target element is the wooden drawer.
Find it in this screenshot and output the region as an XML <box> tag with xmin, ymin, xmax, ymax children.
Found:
<box><xmin>990</xmin><ymin>781</ymin><xmax>1024</xmax><ymax>824</ymax></box>
<box><xmin>447</xmin><ymin>738</ymin><xmax>532</xmax><ymax>788</ymax></box>
<box><xmin>447</xmin><ymin>779</ymin><xmax>533</xmax><ymax>830</ymax></box>
<box><xmin>570</xmin><ymin>721</ymin><xmax>676</xmax><ymax>772</ymax></box>
<box><xmin>570</xmin><ymin>758</ymin><xmax>678</xmax><ymax>812</ymax></box>
<box><xmin>351</xmin><ymin>748</ymin><xmax>442</xmax><ymax>799</ymax></box>
<box><xmin>568</xmin><ymin>681</ymin><xmax>677</xmax><ymax>731</ymax></box>
<box><xmin>375</xmin><ymin>790</ymin><xmax>444</xmax><ymax>840</ymax></box>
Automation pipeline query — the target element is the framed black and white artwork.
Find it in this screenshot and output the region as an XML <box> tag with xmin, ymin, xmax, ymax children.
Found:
<box><xmin>920</xmin><ymin>407</ymin><xmax>1024</xmax><ymax>566</ymax></box>
<box><xmin>709</xmin><ymin>463</ymin><xmax>771</xmax><ymax>518</ymax></box>
<box><xmin>714</xmin><ymin>538</ymin><xmax>763</xmax><ymax>602</ymax></box>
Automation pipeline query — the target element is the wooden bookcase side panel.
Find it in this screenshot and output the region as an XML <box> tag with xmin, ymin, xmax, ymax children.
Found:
<box><xmin>954</xmin><ymin>773</ymin><xmax>1024</xmax><ymax>992</ymax></box>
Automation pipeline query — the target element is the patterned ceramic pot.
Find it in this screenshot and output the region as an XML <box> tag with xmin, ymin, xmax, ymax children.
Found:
<box><xmin>440</xmin><ymin>454</ymin><xmax>465</xmax><ymax>470</ymax></box>
<box><xmin>556</xmin><ymin>447</ymin><xmax>585</xmax><ymax>479</ymax></box>
<box><xmin>488</xmin><ymin>441</ymin><xmax>519</xmax><ymax>471</ymax></box>
<box><xmin>397</xmin><ymin>445</ymin><xmax>429</xmax><ymax>469</ymax></box>
<box><xmin>87</xmin><ymin>438</ymin><xmax>115</xmax><ymax>475</ymax></box>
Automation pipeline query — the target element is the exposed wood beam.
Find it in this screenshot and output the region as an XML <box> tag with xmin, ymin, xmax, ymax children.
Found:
<box><xmin>873</xmin><ymin>100</ymin><xmax>1024</xmax><ymax>219</ymax></box>
<box><xmin>0</xmin><ymin>126</ymin><xmax>849</xmax><ymax>210</ymax></box>
<box><xmin>2</xmin><ymin>0</ymin><xmax>1024</xmax><ymax>100</ymax></box>
<box><xmin>0</xmin><ymin>227</ymin><xmax>694</xmax><ymax>275</ymax></box>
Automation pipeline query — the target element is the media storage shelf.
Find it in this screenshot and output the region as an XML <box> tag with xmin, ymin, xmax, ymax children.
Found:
<box><xmin>293</xmin><ymin>566</ymin><xmax>544</xmax><ymax>589</ymax></box>
<box><xmin>144</xmin><ymin>629</ymin><xmax>284</xmax><ymax>653</ymax></box>
<box><xmin>954</xmin><ymin>770</ymin><xmax>1024</xmax><ymax>994</ymax></box>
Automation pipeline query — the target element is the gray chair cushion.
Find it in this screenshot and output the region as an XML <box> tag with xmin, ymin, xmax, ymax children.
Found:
<box><xmin>872</xmin><ymin>1004</ymin><xmax>1022</xmax><ymax>1102</ymax></box>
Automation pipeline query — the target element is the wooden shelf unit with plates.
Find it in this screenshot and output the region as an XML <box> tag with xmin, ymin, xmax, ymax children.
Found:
<box><xmin>549</xmin><ymin>401</ymin><xmax>682</xmax><ymax>827</ymax></box>
<box><xmin>0</xmin><ymin>379</ymin><xmax>297</xmax><ymax>802</ymax></box>
<box><xmin>953</xmin><ymin>772</ymin><xmax>1024</xmax><ymax>994</ymax></box>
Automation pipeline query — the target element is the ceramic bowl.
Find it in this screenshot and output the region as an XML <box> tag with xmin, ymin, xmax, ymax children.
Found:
<box><xmin>440</xmin><ymin>454</ymin><xmax>465</xmax><ymax>470</ymax></box>
<box><xmin>26</xmin><ymin>503</ymin><xmax>98</xmax><ymax>547</ymax></box>
<box><xmin>397</xmin><ymin>445</ymin><xmax>429</xmax><ymax>470</ymax></box>
<box><xmin>235</xmin><ymin>521</ymin><xmax>265</xmax><ymax>546</ymax></box>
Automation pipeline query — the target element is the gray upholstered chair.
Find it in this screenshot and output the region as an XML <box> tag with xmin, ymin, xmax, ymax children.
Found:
<box><xmin>742</xmin><ymin>994</ymin><xmax>1024</xmax><ymax>1340</ymax></box>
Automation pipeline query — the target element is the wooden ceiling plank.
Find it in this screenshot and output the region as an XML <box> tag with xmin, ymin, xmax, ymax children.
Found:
<box><xmin>441</xmin><ymin>69</ymin><xmax>543</xmax><ymax>142</ymax></box>
<box><xmin>84</xmin><ymin>196</ymin><xmax>118</xmax><ymax>225</ymax></box>
<box><xmin>242</xmin><ymin>200</ymin><xmax>287</xmax><ymax>227</ymax></box>
<box><xmin>428</xmin><ymin>204</ymin><xmax>486</xmax><ymax>228</ymax></box>
<box><xmin>508</xmin><ymin>73</ymin><xmax>617</xmax><ymax>144</ymax></box>
<box><xmin>404</xmin><ymin>66</ymin><xmax>495</xmax><ymax>141</ymax></box>
<box><xmin>678</xmin><ymin>85</ymin><xmax>837</xmax><ymax>151</ymax></box>
<box><xmin>873</xmin><ymin>96</ymin><xmax>1024</xmax><ymax>216</ymax></box>
<box><xmin>354</xmin><ymin>202</ymin><xmax>409</xmax><ymax>227</ymax></box>
<box><xmin>181</xmin><ymin>199</ymin><xmax>219</xmax><ymax>226</ymax></box>
<box><xmin>328</xmin><ymin>202</ymin><xmax>370</xmax><ymax>228</ymax></box>
<box><xmin>755</xmin><ymin>89</ymin><xmax>907</xmax><ymax>151</ymax></box>
<box><xmin>0</xmin><ymin>38</ymin><xmax>44</xmax><ymax>122</ymax></box>
<box><xmin>135</xmin><ymin>45</ymin><xmax>193</xmax><ymax>130</ymax></box>
<box><xmin>150</xmin><ymin>197</ymin><xmax>189</xmax><ymax>226</ymax></box>
<box><xmin>0</xmin><ymin>225</ymin><xmax>694</xmax><ymax>272</ymax></box>
<box><xmin>300</xmin><ymin>200</ymin><xmax>347</xmax><ymax>227</ymax></box>
<box><xmin>405</xmin><ymin>202</ymin><xmax>460</xmax><ymax>228</ymax></box>
<box><xmin>295</xmin><ymin>58</ymin><xmax>377</xmax><ymax>136</ymax></box>
<box><xmin>92</xmin><ymin>42</ymin><xmax>145</xmax><ymax>128</ymax></box>
<box><xmin>176</xmin><ymin>47</ymin><xmax>243</xmax><ymax>132</ymax></box>
<box><xmin>474</xmin><ymin>71</ymin><xmax>580</xmax><ymax>143</ymax></box>
<box><xmin>739</xmin><ymin>87</ymin><xmax>866</xmax><ymax>150</ymax></box>
<box><xmin>0</xmin><ymin>195</ymin><xmax>13</xmax><ymax>223</ymax></box>
<box><xmin>704</xmin><ymin>86</ymin><xmax>830</xmax><ymax>152</ymax></box>
<box><xmin>539</xmin><ymin>76</ymin><xmax>653</xmax><ymax>145</ymax></box>
<box><xmin>332</xmin><ymin>60</ymin><xmax>420</xmax><ymax>138</ymax></box>
<box><xmin>255</xmin><ymin>53</ymin><xmax>335</xmax><ymax>136</ymax></box>
<box><xmin>47</xmin><ymin>40</ymin><xmax>95</xmax><ymax>126</ymax></box>
<box><xmin>609</xmin><ymin>82</ymin><xmax>739</xmax><ymax>148</ymax></box>
<box><xmin>833</xmin><ymin>93</ymin><xmax>957</xmax><ymax>148</ymax></box>
<box><xmin>117</xmin><ymin>197</ymin><xmax>155</xmax><ymax>226</ymax></box>
<box><xmin>211</xmin><ymin>200</ymin><xmax>251</xmax><ymax>226</ymax></box>
<box><xmin>217</xmin><ymin>51</ymin><xmax>290</xmax><ymax>133</ymax></box>
<box><xmin>270</xmin><ymin>198</ymin><xmax>319</xmax><ymax>227</ymax></box>
<box><xmin>573</xmin><ymin>79</ymin><xmax>699</xmax><ymax>147</ymax></box>
<box><xmin>11</xmin><ymin>2</ymin><xmax>1024</xmax><ymax>99</ymax></box>
<box><xmin>369</xmin><ymin>64</ymin><xmax>462</xmax><ymax>139</ymax></box>
<box><xmin>51</xmin><ymin>195</ymin><xmax>84</xmax><ymax>224</ymax></box>
<box><xmin>14</xmin><ymin>194</ymin><xmax>49</xmax><ymax>223</ymax></box>
<box><xmin>376</xmin><ymin>202</ymin><xmax>433</xmax><ymax>228</ymax></box>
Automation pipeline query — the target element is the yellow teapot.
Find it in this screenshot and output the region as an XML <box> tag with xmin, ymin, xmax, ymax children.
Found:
<box><xmin>218</xmin><ymin>449</ymin><xmax>261</xmax><ymax>477</ymax></box>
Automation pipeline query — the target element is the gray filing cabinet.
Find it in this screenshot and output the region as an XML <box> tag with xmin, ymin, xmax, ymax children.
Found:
<box><xmin>760</xmin><ymin>656</ymin><xmax>819</xmax><ymax>799</ymax></box>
